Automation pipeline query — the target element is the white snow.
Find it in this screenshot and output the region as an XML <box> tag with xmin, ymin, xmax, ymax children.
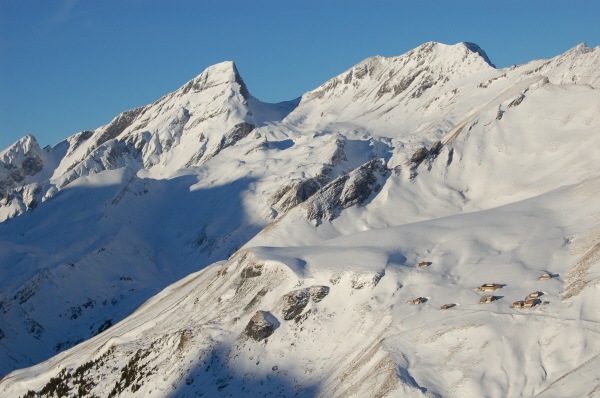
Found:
<box><xmin>0</xmin><ymin>41</ymin><xmax>599</xmax><ymax>397</ymax></box>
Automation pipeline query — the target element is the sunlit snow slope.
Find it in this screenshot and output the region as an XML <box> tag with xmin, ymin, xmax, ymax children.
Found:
<box><xmin>1</xmin><ymin>41</ymin><xmax>599</xmax><ymax>397</ymax></box>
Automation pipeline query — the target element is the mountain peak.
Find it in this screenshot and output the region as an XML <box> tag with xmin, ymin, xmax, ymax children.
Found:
<box><xmin>0</xmin><ymin>134</ymin><xmax>44</xmax><ymax>195</ymax></box>
<box><xmin>301</xmin><ymin>41</ymin><xmax>495</xmax><ymax>106</ymax></box>
<box><xmin>2</xmin><ymin>39</ymin><xmax>600</xmax><ymax>396</ymax></box>
<box><xmin>460</xmin><ymin>42</ymin><xmax>496</xmax><ymax>67</ymax></box>
<box><xmin>183</xmin><ymin>60</ymin><xmax>250</xmax><ymax>99</ymax></box>
<box><xmin>0</xmin><ymin>134</ymin><xmax>41</xmax><ymax>162</ymax></box>
<box><xmin>408</xmin><ymin>41</ymin><xmax>495</xmax><ymax>68</ymax></box>
<box><xmin>566</xmin><ymin>42</ymin><xmax>592</xmax><ymax>56</ymax></box>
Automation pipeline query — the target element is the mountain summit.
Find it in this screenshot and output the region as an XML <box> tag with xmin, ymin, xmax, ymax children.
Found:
<box><xmin>181</xmin><ymin>60</ymin><xmax>252</xmax><ymax>99</ymax></box>
<box><xmin>461</xmin><ymin>41</ymin><xmax>496</xmax><ymax>66</ymax></box>
<box><xmin>1</xmin><ymin>42</ymin><xmax>599</xmax><ymax>398</ymax></box>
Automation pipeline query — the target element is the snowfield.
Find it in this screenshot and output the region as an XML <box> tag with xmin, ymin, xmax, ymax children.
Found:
<box><xmin>0</xmin><ymin>41</ymin><xmax>599</xmax><ymax>397</ymax></box>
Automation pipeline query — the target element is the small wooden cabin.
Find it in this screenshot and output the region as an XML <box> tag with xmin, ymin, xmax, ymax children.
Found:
<box><xmin>478</xmin><ymin>283</ymin><xmax>502</xmax><ymax>291</ymax></box>
<box><xmin>440</xmin><ymin>303</ymin><xmax>456</xmax><ymax>309</ymax></box>
<box><xmin>407</xmin><ymin>297</ymin><xmax>426</xmax><ymax>304</ymax></box>
<box><xmin>538</xmin><ymin>273</ymin><xmax>552</xmax><ymax>280</ymax></box>
<box><xmin>524</xmin><ymin>300</ymin><xmax>537</xmax><ymax>308</ymax></box>
<box><xmin>528</xmin><ymin>291</ymin><xmax>542</xmax><ymax>299</ymax></box>
<box><xmin>511</xmin><ymin>301</ymin><xmax>524</xmax><ymax>308</ymax></box>
<box><xmin>418</xmin><ymin>262</ymin><xmax>430</xmax><ymax>267</ymax></box>
<box><xmin>480</xmin><ymin>295</ymin><xmax>498</xmax><ymax>303</ymax></box>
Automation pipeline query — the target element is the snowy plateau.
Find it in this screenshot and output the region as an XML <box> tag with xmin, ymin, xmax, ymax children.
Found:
<box><xmin>1</xmin><ymin>41</ymin><xmax>600</xmax><ymax>398</ymax></box>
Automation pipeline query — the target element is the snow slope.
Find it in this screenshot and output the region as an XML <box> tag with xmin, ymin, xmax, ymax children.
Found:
<box><xmin>2</xmin><ymin>177</ymin><xmax>599</xmax><ymax>398</ymax></box>
<box><xmin>0</xmin><ymin>41</ymin><xmax>599</xmax><ymax>397</ymax></box>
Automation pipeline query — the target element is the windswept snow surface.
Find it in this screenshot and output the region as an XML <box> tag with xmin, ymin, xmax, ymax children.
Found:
<box><xmin>1</xmin><ymin>42</ymin><xmax>600</xmax><ymax>397</ymax></box>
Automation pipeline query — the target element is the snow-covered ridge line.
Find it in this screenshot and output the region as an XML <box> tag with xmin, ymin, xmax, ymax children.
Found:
<box><xmin>0</xmin><ymin>41</ymin><xmax>599</xmax><ymax>396</ymax></box>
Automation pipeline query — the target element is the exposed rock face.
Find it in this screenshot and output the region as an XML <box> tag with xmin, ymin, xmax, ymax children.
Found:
<box><xmin>269</xmin><ymin>178</ymin><xmax>324</xmax><ymax>213</ymax></box>
<box><xmin>0</xmin><ymin>135</ymin><xmax>45</xmax><ymax>195</ymax></box>
<box><xmin>177</xmin><ymin>329</ymin><xmax>192</xmax><ymax>350</ymax></box>
<box><xmin>243</xmin><ymin>287</ymin><xmax>269</xmax><ymax>313</ymax></box>
<box><xmin>277</xmin><ymin>286</ymin><xmax>330</xmax><ymax>320</ymax></box>
<box><xmin>0</xmin><ymin>181</ymin><xmax>43</xmax><ymax>215</ymax></box>
<box><xmin>244</xmin><ymin>310</ymin><xmax>277</xmax><ymax>341</ymax></box>
<box><xmin>304</xmin><ymin>41</ymin><xmax>495</xmax><ymax>110</ymax></box>
<box><xmin>221</xmin><ymin>122</ymin><xmax>256</xmax><ymax>151</ymax></box>
<box><xmin>67</xmin><ymin>130</ymin><xmax>94</xmax><ymax>155</ymax></box>
<box><xmin>507</xmin><ymin>94</ymin><xmax>525</xmax><ymax>107</ymax></box>
<box><xmin>279</xmin><ymin>289</ymin><xmax>311</xmax><ymax>320</ymax></box>
<box><xmin>95</xmin><ymin>107</ymin><xmax>147</xmax><ymax>148</ymax></box>
<box><xmin>403</xmin><ymin>141</ymin><xmax>448</xmax><ymax>178</ymax></box>
<box><xmin>327</xmin><ymin>135</ymin><xmax>349</xmax><ymax>166</ymax></box>
<box><xmin>308</xmin><ymin>285</ymin><xmax>330</xmax><ymax>302</ymax></box>
<box><xmin>20</xmin><ymin>182</ymin><xmax>42</xmax><ymax>209</ymax></box>
<box><xmin>303</xmin><ymin>159</ymin><xmax>389</xmax><ymax>222</ymax></box>
<box><xmin>350</xmin><ymin>270</ymin><xmax>385</xmax><ymax>289</ymax></box>
<box><xmin>206</xmin><ymin>122</ymin><xmax>256</xmax><ymax>160</ymax></box>
<box><xmin>269</xmin><ymin>135</ymin><xmax>351</xmax><ymax>214</ymax></box>
<box><xmin>408</xmin><ymin>147</ymin><xmax>429</xmax><ymax>166</ymax></box>
<box><xmin>240</xmin><ymin>261</ymin><xmax>264</xmax><ymax>279</ymax></box>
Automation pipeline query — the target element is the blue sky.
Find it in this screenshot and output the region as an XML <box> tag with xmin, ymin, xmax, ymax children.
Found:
<box><xmin>1</xmin><ymin>0</ymin><xmax>599</xmax><ymax>150</ymax></box>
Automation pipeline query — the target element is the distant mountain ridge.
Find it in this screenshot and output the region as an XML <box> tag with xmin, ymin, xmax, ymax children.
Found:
<box><xmin>1</xmin><ymin>41</ymin><xmax>599</xmax><ymax>398</ymax></box>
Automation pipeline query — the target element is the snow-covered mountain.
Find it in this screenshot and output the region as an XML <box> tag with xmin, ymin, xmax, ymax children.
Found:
<box><xmin>1</xmin><ymin>41</ymin><xmax>599</xmax><ymax>397</ymax></box>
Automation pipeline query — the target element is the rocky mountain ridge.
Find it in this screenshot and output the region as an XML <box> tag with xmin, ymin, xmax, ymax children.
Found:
<box><xmin>0</xmin><ymin>41</ymin><xmax>599</xmax><ymax>397</ymax></box>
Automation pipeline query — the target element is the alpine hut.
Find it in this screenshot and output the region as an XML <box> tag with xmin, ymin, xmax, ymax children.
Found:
<box><xmin>479</xmin><ymin>295</ymin><xmax>498</xmax><ymax>303</ymax></box>
<box><xmin>478</xmin><ymin>283</ymin><xmax>502</xmax><ymax>292</ymax></box>
<box><xmin>524</xmin><ymin>300</ymin><xmax>539</xmax><ymax>308</ymax></box>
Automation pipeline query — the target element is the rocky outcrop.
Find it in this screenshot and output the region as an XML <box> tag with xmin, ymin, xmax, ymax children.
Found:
<box><xmin>350</xmin><ymin>270</ymin><xmax>385</xmax><ymax>289</ymax></box>
<box><xmin>507</xmin><ymin>94</ymin><xmax>525</xmax><ymax>108</ymax></box>
<box><xmin>279</xmin><ymin>289</ymin><xmax>311</xmax><ymax>320</ymax></box>
<box><xmin>0</xmin><ymin>135</ymin><xmax>45</xmax><ymax>195</ymax></box>
<box><xmin>269</xmin><ymin>135</ymin><xmax>351</xmax><ymax>215</ymax></box>
<box><xmin>276</xmin><ymin>286</ymin><xmax>330</xmax><ymax>321</ymax></box>
<box><xmin>240</xmin><ymin>261</ymin><xmax>264</xmax><ymax>279</ymax></box>
<box><xmin>0</xmin><ymin>181</ymin><xmax>43</xmax><ymax>217</ymax></box>
<box><xmin>205</xmin><ymin>122</ymin><xmax>256</xmax><ymax>161</ymax></box>
<box><xmin>408</xmin><ymin>147</ymin><xmax>429</xmax><ymax>166</ymax></box>
<box><xmin>406</xmin><ymin>140</ymin><xmax>445</xmax><ymax>169</ymax></box>
<box><xmin>94</xmin><ymin>107</ymin><xmax>147</xmax><ymax>149</ymax></box>
<box><xmin>66</xmin><ymin>130</ymin><xmax>95</xmax><ymax>155</ymax></box>
<box><xmin>244</xmin><ymin>310</ymin><xmax>277</xmax><ymax>341</ymax></box>
<box><xmin>269</xmin><ymin>178</ymin><xmax>325</xmax><ymax>214</ymax></box>
<box><xmin>304</xmin><ymin>41</ymin><xmax>495</xmax><ymax>107</ymax></box>
<box><xmin>308</xmin><ymin>285</ymin><xmax>330</xmax><ymax>302</ymax></box>
<box><xmin>221</xmin><ymin>122</ymin><xmax>255</xmax><ymax>150</ymax></box>
<box><xmin>302</xmin><ymin>159</ymin><xmax>389</xmax><ymax>222</ymax></box>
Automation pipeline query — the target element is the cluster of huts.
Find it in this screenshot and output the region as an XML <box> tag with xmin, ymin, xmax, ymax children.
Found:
<box><xmin>510</xmin><ymin>290</ymin><xmax>550</xmax><ymax>308</ymax></box>
<box><xmin>508</xmin><ymin>272</ymin><xmax>553</xmax><ymax>308</ymax></box>
<box><xmin>406</xmin><ymin>262</ymin><xmax>555</xmax><ymax>310</ymax></box>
